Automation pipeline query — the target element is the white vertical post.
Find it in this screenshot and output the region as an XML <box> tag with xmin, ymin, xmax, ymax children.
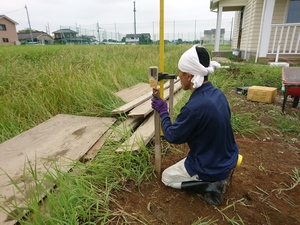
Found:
<box><xmin>275</xmin><ymin>42</ymin><xmax>280</xmax><ymax>62</ymax></box>
<box><xmin>258</xmin><ymin>0</ymin><xmax>275</xmax><ymax>57</ymax></box>
<box><xmin>214</xmin><ymin>5</ymin><xmax>223</xmax><ymax>52</ymax></box>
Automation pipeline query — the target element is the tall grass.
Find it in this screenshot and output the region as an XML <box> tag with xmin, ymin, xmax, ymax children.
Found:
<box><xmin>0</xmin><ymin>45</ymin><xmax>189</xmax><ymax>142</ymax></box>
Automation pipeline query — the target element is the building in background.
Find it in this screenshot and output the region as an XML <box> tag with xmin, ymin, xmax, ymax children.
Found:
<box><xmin>53</xmin><ymin>29</ymin><xmax>78</xmax><ymax>44</ymax></box>
<box><xmin>53</xmin><ymin>29</ymin><xmax>97</xmax><ymax>44</ymax></box>
<box><xmin>125</xmin><ymin>33</ymin><xmax>151</xmax><ymax>44</ymax></box>
<box><xmin>203</xmin><ymin>28</ymin><xmax>225</xmax><ymax>44</ymax></box>
<box><xmin>0</xmin><ymin>15</ymin><xmax>19</xmax><ymax>45</ymax></box>
<box><xmin>18</xmin><ymin>31</ymin><xmax>54</xmax><ymax>45</ymax></box>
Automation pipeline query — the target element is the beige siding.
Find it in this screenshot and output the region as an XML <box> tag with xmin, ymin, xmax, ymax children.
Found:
<box><xmin>272</xmin><ymin>0</ymin><xmax>288</xmax><ymax>24</ymax></box>
<box><xmin>234</xmin><ymin>0</ymin><xmax>294</xmax><ymax>57</ymax></box>
<box><xmin>269</xmin><ymin>1</ymin><xmax>299</xmax><ymax>53</ymax></box>
<box><xmin>269</xmin><ymin>0</ymin><xmax>297</xmax><ymax>51</ymax></box>
<box><xmin>231</xmin><ymin>0</ymin><xmax>265</xmax><ymax>58</ymax></box>
<box><xmin>228</xmin><ymin>0</ymin><xmax>299</xmax><ymax>58</ymax></box>
<box><xmin>232</xmin><ymin>11</ymin><xmax>241</xmax><ymax>48</ymax></box>
<box><xmin>239</xmin><ymin>0</ymin><xmax>264</xmax><ymax>55</ymax></box>
<box><xmin>0</xmin><ymin>18</ymin><xmax>18</xmax><ymax>45</ymax></box>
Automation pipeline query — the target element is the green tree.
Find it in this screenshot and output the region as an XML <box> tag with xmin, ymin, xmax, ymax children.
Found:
<box><xmin>177</xmin><ymin>38</ymin><xmax>183</xmax><ymax>44</ymax></box>
<box><xmin>18</xmin><ymin>28</ymin><xmax>40</xmax><ymax>33</ymax></box>
<box><xmin>139</xmin><ymin>35</ymin><xmax>152</xmax><ymax>45</ymax></box>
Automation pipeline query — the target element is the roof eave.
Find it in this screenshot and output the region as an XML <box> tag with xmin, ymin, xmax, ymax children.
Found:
<box><xmin>0</xmin><ymin>15</ymin><xmax>19</xmax><ymax>25</ymax></box>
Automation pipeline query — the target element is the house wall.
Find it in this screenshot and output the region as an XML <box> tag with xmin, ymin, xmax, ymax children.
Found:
<box><xmin>232</xmin><ymin>0</ymin><xmax>260</xmax><ymax>52</ymax></box>
<box><xmin>268</xmin><ymin>0</ymin><xmax>299</xmax><ymax>54</ymax></box>
<box><xmin>0</xmin><ymin>17</ymin><xmax>18</xmax><ymax>45</ymax></box>
<box><xmin>38</xmin><ymin>34</ymin><xmax>54</xmax><ymax>44</ymax></box>
<box><xmin>272</xmin><ymin>0</ymin><xmax>287</xmax><ymax>24</ymax></box>
<box><xmin>232</xmin><ymin>11</ymin><xmax>241</xmax><ymax>49</ymax></box>
<box><xmin>125</xmin><ymin>37</ymin><xmax>139</xmax><ymax>44</ymax></box>
<box><xmin>203</xmin><ymin>33</ymin><xmax>225</xmax><ymax>44</ymax></box>
<box><xmin>242</xmin><ymin>0</ymin><xmax>260</xmax><ymax>58</ymax></box>
<box><xmin>232</xmin><ymin>0</ymin><xmax>291</xmax><ymax>59</ymax></box>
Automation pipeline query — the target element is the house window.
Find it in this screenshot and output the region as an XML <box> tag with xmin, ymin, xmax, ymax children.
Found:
<box><xmin>287</xmin><ymin>0</ymin><xmax>300</xmax><ymax>23</ymax></box>
<box><xmin>0</xmin><ymin>24</ymin><xmax>7</xmax><ymax>30</ymax></box>
<box><xmin>2</xmin><ymin>38</ymin><xmax>9</xmax><ymax>42</ymax></box>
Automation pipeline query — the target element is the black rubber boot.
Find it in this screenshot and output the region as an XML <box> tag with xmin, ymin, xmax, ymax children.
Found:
<box><xmin>181</xmin><ymin>180</ymin><xmax>226</xmax><ymax>206</ymax></box>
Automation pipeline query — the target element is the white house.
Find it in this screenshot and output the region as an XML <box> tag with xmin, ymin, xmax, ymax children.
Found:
<box><xmin>210</xmin><ymin>0</ymin><xmax>300</xmax><ymax>64</ymax></box>
<box><xmin>125</xmin><ymin>33</ymin><xmax>151</xmax><ymax>44</ymax></box>
<box><xmin>203</xmin><ymin>28</ymin><xmax>225</xmax><ymax>44</ymax></box>
<box><xmin>18</xmin><ymin>32</ymin><xmax>54</xmax><ymax>44</ymax></box>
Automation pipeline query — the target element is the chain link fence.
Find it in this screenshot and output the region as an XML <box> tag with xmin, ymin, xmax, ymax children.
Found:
<box><xmin>57</xmin><ymin>18</ymin><xmax>233</xmax><ymax>44</ymax></box>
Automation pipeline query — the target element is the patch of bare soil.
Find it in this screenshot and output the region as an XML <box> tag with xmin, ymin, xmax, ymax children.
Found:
<box><xmin>114</xmin><ymin>90</ymin><xmax>300</xmax><ymax>225</ymax></box>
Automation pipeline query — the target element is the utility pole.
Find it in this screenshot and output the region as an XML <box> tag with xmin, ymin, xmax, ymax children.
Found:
<box><xmin>194</xmin><ymin>20</ymin><xmax>197</xmax><ymax>43</ymax></box>
<box><xmin>25</xmin><ymin>5</ymin><xmax>34</xmax><ymax>43</ymax></box>
<box><xmin>97</xmin><ymin>22</ymin><xmax>101</xmax><ymax>42</ymax></box>
<box><xmin>46</xmin><ymin>23</ymin><xmax>50</xmax><ymax>35</ymax></box>
<box><xmin>133</xmin><ymin>1</ymin><xmax>137</xmax><ymax>43</ymax></box>
<box><xmin>173</xmin><ymin>21</ymin><xmax>175</xmax><ymax>42</ymax></box>
<box><xmin>115</xmin><ymin>23</ymin><xmax>117</xmax><ymax>42</ymax></box>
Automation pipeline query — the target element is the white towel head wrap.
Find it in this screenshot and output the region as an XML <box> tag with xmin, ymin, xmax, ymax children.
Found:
<box><xmin>178</xmin><ymin>44</ymin><xmax>221</xmax><ymax>89</ymax></box>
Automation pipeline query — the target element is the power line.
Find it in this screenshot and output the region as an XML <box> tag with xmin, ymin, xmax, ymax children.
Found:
<box><xmin>2</xmin><ymin>7</ymin><xmax>25</xmax><ymax>15</ymax></box>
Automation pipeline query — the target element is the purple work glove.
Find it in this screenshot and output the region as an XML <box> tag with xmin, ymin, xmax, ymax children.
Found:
<box><xmin>151</xmin><ymin>96</ymin><xmax>168</xmax><ymax>115</ymax></box>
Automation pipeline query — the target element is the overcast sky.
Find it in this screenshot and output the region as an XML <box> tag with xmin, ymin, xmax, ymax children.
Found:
<box><xmin>1</xmin><ymin>0</ymin><xmax>235</xmax><ymax>40</ymax></box>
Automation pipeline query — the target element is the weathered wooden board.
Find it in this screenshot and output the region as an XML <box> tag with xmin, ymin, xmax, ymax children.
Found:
<box><xmin>0</xmin><ymin>114</ymin><xmax>116</xmax><ymax>225</ymax></box>
<box><xmin>82</xmin><ymin>129</ymin><xmax>114</xmax><ymax>162</ymax></box>
<box><xmin>116</xmin><ymin>89</ymin><xmax>185</xmax><ymax>153</ymax></box>
<box><xmin>115</xmin><ymin>82</ymin><xmax>150</xmax><ymax>103</ymax></box>
<box><xmin>128</xmin><ymin>81</ymin><xmax>182</xmax><ymax>118</ymax></box>
<box><xmin>110</xmin><ymin>81</ymin><xmax>172</xmax><ymax>115</ymax></box>
<box><xmin>116</xmin><ymin>114</ymin><xmax>155</xmax><ymax>152</ymax></box>
<box><xmin>109</xmin><ymin>117</ymin><xmax>144</xmax><ymax>142</ymax></box>
<box><xmin>111</xmin><ymin>91</ymin><xmax>153</xmax><ymax>115</ymax></box>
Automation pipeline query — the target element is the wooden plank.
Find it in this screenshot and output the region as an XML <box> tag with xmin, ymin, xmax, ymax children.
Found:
<box><xmin>115</xmin><ymin>82</ymin><xmax>150</xmax><ymax>102</ymax></box>
<box><xmin>116</xmin><ymin>89</ymin><xmax>185</xmax><ymax>153</ymax></box>
<box><xmin>110</xmin><ymin>81</ymin><xmax>172</xmax><ymax>115</ymax></box>
<box><xmin>82</xmin><ymin>129</ymin><xmax>114</xmax><ymax>162</ymax></box>
<box><xmin>111</xmin><ymin>91</ymin><xmax>153</xmax><ymax>115</ymax></box>
<box><xmin>109</xmin><ymin>117</ymin><xmax>144</xmax><ymax>142</ymax></box>
<box><xmin>116</xmin><ymin>114</ymin><xmax>154</xmax><ymax>153</ymax></box>
<box><xmin>0</xmin><ymin>114</ymin><xmax>116</xmax><ymax>225</ymax></box>
<box><xmin>128</xmin><ymin>81</ymin><xmax>182</xmax><ymax>118</ymax></box>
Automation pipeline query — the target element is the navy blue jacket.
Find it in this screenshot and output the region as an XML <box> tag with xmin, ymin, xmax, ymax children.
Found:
<box><xmin>160</xmin><ymin>82</ymin><xmax>239</xmax><ymax>182</ymax></box>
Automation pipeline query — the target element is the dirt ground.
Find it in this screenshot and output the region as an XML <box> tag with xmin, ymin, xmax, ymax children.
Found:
<box><xmin>114</xmin><ymin>90</ymin><xmax>300</xmax><ymax>225</ymax></box>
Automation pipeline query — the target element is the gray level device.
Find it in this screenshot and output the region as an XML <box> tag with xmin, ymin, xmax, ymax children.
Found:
<box><xmin>148</xmin><ymin>66</ymin><xmax>158</xmax><ymax>88</ymax></box>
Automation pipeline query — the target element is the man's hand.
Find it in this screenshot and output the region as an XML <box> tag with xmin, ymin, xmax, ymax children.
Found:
<box><xmin>151</xmin><ymin>96</ymin><xmax>168</xmax><ymax>115</ymax></box>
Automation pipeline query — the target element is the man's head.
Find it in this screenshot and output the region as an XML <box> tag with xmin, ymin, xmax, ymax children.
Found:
<box><xmin>178</xmin><ymin>45</ymin><xmax>219</xmax><ymax>90</ymax></box>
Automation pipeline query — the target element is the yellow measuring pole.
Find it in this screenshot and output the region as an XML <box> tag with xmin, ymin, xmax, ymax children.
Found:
<box><xmin>152</xmin><ymin>0</ymin><xmax>165</xmax><ymax>175</ymax></box>
<box><xmin>159</xmin><ymin>0</ymin><xmax>164</xmax><ymax>99</ymax></box>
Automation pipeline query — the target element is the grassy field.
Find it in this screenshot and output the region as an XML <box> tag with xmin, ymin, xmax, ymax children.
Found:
<box><xmin>0</xmin><ymin>44</ymin><xmax>299</xmax><ymax>224</ymax></box>
<box><xmin>0</xmin><ymin>44</ymin><xmax>287</xmax><ymax>143</ymax></box>
<box><xmin>0</xmin><ymin>44</ymin><xmax>195</xmax><ymax>143</ymax></box>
